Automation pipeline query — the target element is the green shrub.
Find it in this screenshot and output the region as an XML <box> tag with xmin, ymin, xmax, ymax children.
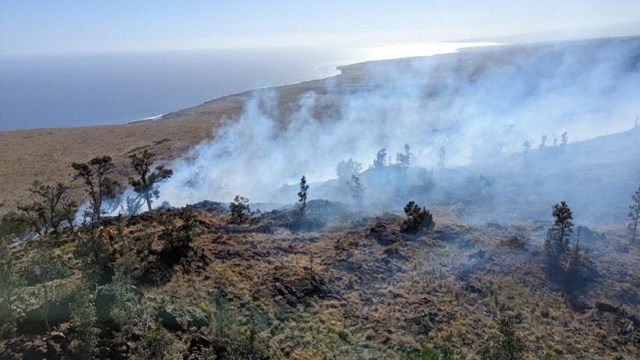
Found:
<box><xmin>402</xmin><ymin>201</ymin><xmax>435</xmax><ymax>233</ymax></box>
<box><xmin>158</xmin><ymin>207</ymin><xmax>198</xmax><ymax>261</ymax></box>
<box><xmin>138</xmin><ymin>323</ymin><xmax>178</xmax><ymax>360</ymax></box>
<box><xmin>68</xmin><ymin>284</ymin><xmax>100</xmax><ymax>359</ymax></box>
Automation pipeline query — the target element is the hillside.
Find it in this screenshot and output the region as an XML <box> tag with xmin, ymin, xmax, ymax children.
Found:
<box><xmin>274</xmin><ymin>126</ymin><xmax>640</xmax><ymax>225</ymax></box>
<box><xmin>2</xmin><ymin>36</ymin><xmax>640</xmax><ymax>359</ymax></box>
<box><xmin>3</xmin><ymin>36</ymin><xmax>640</xmax><ymax>217</ymax></box>
<box><xmin>0</xmin><ymin>38</ymin><xmax>637</xmax><ymax>218</ymax></box>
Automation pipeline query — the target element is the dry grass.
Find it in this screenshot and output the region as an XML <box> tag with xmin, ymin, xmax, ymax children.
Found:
<box><xmin>0</xmin><ymin>60</ymin><xmax>414</xmax><ymax>216</ymax></box>
<box><xmin>2</xmin><ymin>47</ymin><xmax>640</xmax><ymax>358</ymax></box>
<box><xmin>0</xmin><ymin>117</ymin><xmax>213</xmax><ymax>214</ymax></box>
<box><xmin>0</xmin><ymin>78</ymin><xmax>328</xmax><ymax>215</ymax></box>
<box><xmin>8</xmin><ymin>206</ymin><xmax>638</xmax><ymax>359</ymax></box>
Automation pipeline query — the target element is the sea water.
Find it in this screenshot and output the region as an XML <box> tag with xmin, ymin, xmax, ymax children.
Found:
<box><xmin>0</xmin><ymin>43</ymin><xmax>489</xmax><ymax>131</ymax></box>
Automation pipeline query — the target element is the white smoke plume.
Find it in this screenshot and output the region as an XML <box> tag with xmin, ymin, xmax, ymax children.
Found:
<box><xmin>155</xmin><ymin>37</ymin><xmax>640</xmax><ymax>220</ymax></box>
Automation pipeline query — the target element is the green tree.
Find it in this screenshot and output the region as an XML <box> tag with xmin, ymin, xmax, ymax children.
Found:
<box><xmin>544</xmin><ymin>201</ymin><xmax>574</xmax><ymax>274</ymax></box>
<box><xmin>122</xmin><ymin>194</ymin><xmax>145</xmax><ymax>216</ymax></box>
<box><xmin>372</xmin><ymin>148</ymin><xmax>387</xmax><ymax>168</ymax></box>
<box><xmin>538</xmin><ymin>134</ymin><xmax>547</xmax><ymax>150</ymax></box>
<box><xmin>349</xmin><ymin>175</ymin><xmax>365</xmax><ymax>206</ymax></box>
<box><xmin>105</xmin><ymin>257</ymin><xmax>144</xmax><ymax>340</ymax></box>
<box><xmin>210</xmin><ymin>290</ymin><xmax>271</xmax><ymax>359</ymax></box>
<box><xmin>396</xmin><ymin>144</ymin><xmax>413</xmax><ymax>166</ymax></box>
<box><xmin>629</xmin><ymin>185</ymin><xmax>640</xmax><ymax>242</ymax></box>
<box><xmin>93</xmin><ymin>222</ymin><xmax>147</xmax><ymax>339</ymax></box>
<box><xmin>72</xmin><ymin>156</ymin><xmax>121</xmax><ymax>224</ymax></box>
<box><xmin>161</xmin><ymin>207</ymin><xmax>198</xmax><ymax>252</ymax></box>
<box><xmin>0</xmin><ymin>240</ymin><xmax>21</xmax><ymax>336</ymax></box>
<box><xmin>17</xmin><ymin>181</ymin><xmax>77</xmax><ymax>235</ymax></box>
<box><xmin>129</xmin><ymin>150</ymin><xmax>173</xmax><ymax>212</ymax></box>
<box><xmin>0</xmin><ymin>211</ymin><xmax>31</xmax><ymax>242</ymax></box>
<box><xmin>402</xmin><ymin>201</ymin><xmax>435</xmax><ymax>233</ymax></box>
<box><xmin>438</xmin><ymin>146</ymin><xmax>446</xmax><ymax>169</ymax></box>
<box><xmin>74</xmin><ymin>225</ymin><xmax>117</xmax><ymax>285</ymax></box>
<box><xmin>298</xmin><ymin>175</ymin><xmax>309</xmax><ymax>214</ymax></box>
<box><xmin>560</xmin><ymin>132</ymin><xmax>568</xmax><ymax>147</ymax></box>
<box><xmin>229</xmin><ymin>196</ymin><xmax>251</xmax><ymax>224</ymax></box>
<box><xmin>564</xmin><ymin>228</ymin><xmax>591</xmax><ymax>293</ymax></box>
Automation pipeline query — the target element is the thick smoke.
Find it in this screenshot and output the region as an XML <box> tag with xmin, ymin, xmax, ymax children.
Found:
<box><xmin>156</xmin><ymin>37</ymin><xmax>640</xmax><ymax>222</ymax></box>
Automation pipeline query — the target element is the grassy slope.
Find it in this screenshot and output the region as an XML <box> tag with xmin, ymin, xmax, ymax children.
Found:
<box><xmin>0</xmin><ymin>98</ymin><xmax>228</xmax><ymax>215</ymax></box>
<box><xmin>0</xmin><ymin>75</ymin><xmax>334</xmax><ymax>215</ymax></box>
<box><xmin>4</xmin><ymin>205</ymin><xmax>639</xmax><ymax>359</ymax></box>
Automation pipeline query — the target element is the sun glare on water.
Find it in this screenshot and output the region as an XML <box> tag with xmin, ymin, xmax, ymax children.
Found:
<box><xmin>359</xmin><ymin>41</ymin><xmax>499</xmax><ymax>62</ymax></box>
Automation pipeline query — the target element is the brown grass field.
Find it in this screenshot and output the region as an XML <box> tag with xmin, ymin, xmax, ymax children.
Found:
<box><xmin>0</xmin><ymin>67</ymin><xmax>350</xmax><ymax>215</ymax></box>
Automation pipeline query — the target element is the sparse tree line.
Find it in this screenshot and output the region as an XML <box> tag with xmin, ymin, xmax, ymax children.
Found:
<box><xmin>522</xmin><ymin>131</ymin><xmax>568</xmax><ymax>153</ymax></box>
<box><xmin>229</xmin><ymin>174</ymin><xmax>311</xmax><ymax>225</ymax></box>
<box><xmin>229</xmin><ymin>143</ymin><xmax>414</xmax><ymax>225</ymax></box>
<box><xmin>0</xmin><ymin>150</ymin><xmax>177</xmax><ymax>357</ymax></box>
<box><xmin>334</xmin><ymin>145</ymin><xmax>414</xmax><ymax>208</ymax></box>
<box><xmin>9</xmin><ymin>150</ymin><xmax>173</xmax><ymax>238</ymax></box>
<box><xmin>332</xmin><ymin>144</ymin><xmax>640</xmax><ymax>247</ymax></box>
<box><xmin>335</xmin><ymin>144</ymin><xmax>419</xmax><ymax>208</ymax></box>
<box><xmin>228</xmin><ymin>143</ymin><xmax>436</xmax><ymax>233</ymax></box>
<box><xmin>0</xmin><ymin>149</ymin><xmax>273</xmax><ymax>358</ymax></box>
<box><xmin>1</xmin><ymin>141</ymin><xmax>639</xmax><ymax>358</ymax></box>
<box><xmin>371</xmin><ymin>144</ymin><xmax>414</xmax><ymax>169</ymax></box>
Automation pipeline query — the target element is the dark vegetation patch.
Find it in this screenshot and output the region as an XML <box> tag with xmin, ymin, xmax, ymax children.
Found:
<box><xmin>2</xmin><ymin>199</ymin><xmax>640</xmax><ymax>359</ymax></box>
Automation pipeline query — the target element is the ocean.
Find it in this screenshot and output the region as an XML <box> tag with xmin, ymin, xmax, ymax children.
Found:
<box><xmin>0</xmin><ymin>43</ymin><xmax>488</xmax><ymax>131</ymax></box>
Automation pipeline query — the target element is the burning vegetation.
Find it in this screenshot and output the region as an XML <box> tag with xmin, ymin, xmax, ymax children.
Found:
<box><xmin>1</xmin><ymin>38</ymin><xmax>640</xmax><ymax>359</ymax></box>
<box><xmin>0</xmin><ymin>140</ymin><xmax>639</xmax><ymax>359</ymax></box>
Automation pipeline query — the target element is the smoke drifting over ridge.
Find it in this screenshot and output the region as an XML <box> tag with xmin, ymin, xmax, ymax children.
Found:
<box><xmin>156</xmin><ymin>37</ymin><xmax>640</xmax><ymax>220</ymax></box>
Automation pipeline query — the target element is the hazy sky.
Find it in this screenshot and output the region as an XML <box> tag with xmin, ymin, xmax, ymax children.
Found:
<box><xmin>2</xmin><ymin>0</ymin><xmax>640</xmax><ymax>55</ymax></box>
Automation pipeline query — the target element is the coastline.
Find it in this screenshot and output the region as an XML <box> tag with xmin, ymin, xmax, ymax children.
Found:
<box><xmin>0</xmin><ymin>45</ymin><xmax>454</xmax><ymax>214</ymax></box>
<box><xmin>1</xmin><ymin>42</ymin><xmax>497</xmax><ymax>133</ymax></box>
<box><xmin>3</xmin><ymin>37</ymin><xmax>627</xmax><ymax>214</ymax></box>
